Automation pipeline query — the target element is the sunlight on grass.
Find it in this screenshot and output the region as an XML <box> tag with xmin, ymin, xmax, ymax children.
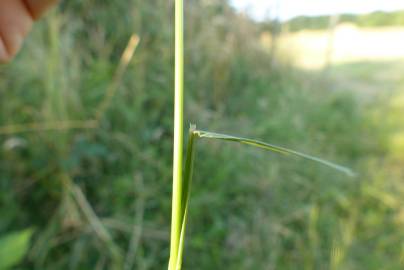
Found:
<box><xmin>390</xmin><ymin>132</ymin><xmax>404</xmax><ymax>157</ymax></box>
<box><xmin>275</xmin><ymin>24</ymin><xmax>404</xmax><ymax>69</ymax></box>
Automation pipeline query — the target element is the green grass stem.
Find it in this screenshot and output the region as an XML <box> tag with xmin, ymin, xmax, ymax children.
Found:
<box><xmin>169</xmin><ymin>0</ymin><xmax>185</xmax><ymax>269</ymax></box>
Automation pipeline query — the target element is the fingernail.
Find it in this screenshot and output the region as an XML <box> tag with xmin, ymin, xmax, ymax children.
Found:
<box><xmin>0</xmin><ymin>37</ymin><xmax>8</xmax><ymax>63</ymax></box>
<box><xmin>11</xmin><ymin>33</ymin><xmax>24</xmax><ymax>58</ymax></box>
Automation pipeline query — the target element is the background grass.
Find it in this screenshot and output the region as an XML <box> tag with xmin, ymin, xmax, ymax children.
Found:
<box><xmin>0</xmin><ymin>0</ymin><xmax>403</xmax><ymax>269</ymax></box>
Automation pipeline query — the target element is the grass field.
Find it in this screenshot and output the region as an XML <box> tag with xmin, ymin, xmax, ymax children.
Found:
<box><xmin>276</xmin><ymin>24</ymin><xmax>404</xmax><ymax>69</ymax></box>
<box><xmin>274</xmin><ymin>26</ymin><xmax>404</xmax><ymax>269</ymax></box>
<box><xmin>0</xmin><ymin>2</ymin><xmax>403</xmax><ymax>269</ymax></box>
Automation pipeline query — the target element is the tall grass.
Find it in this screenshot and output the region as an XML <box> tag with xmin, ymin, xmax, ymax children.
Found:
<box><xmin>1</xmin><ymin>1</ymin><xmax>402</xmax><ymax>269</ymax></box>
<box><xmin>168</xmin><ymin>1</ymin><xmax>353</xmax><ymax>269</ymax></box>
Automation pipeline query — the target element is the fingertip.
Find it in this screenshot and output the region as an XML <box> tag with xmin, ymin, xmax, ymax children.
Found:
<box><xmin>23</xmin><ymin>0</ymin><xmax>58</xmax><ymax>20</ymax></box>
<box><xmin>0</xmin><ymin>0</ymin><xmax>35</xmax><ymax>63</ymax></box>
<box><xmin>0</xmin><ymin>33</ymin><xmax>25</xmax><ymax>64</ymax></box>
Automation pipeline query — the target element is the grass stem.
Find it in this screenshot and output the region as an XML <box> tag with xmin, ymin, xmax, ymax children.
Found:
<box><xmin>169</xmin><ymin>0</ymin><xmax>185</xmax><ymax>269</ymax></box>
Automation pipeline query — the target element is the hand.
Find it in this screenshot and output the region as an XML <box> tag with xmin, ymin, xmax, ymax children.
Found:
<box><xmin>0</xmin><ymin>0</ymin><xmax>58</xmax><ymax>63</ymax></box>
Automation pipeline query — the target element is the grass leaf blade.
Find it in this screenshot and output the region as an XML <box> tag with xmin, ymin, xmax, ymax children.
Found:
<box><xmin>195</xmin><ymin>130</ymin><xmax>355</xmax><ymax>177</ymax></box>
<box><xmin>176</xmin><ymin>125</ymin><xmax>197</xmax><ymax>269</ymax></box>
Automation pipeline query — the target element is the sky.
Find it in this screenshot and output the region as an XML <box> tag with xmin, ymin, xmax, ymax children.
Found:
<box><xmin>230</xmin><ymin>0</ymin><xmax>404</xmax><ymax>21</ymax></box>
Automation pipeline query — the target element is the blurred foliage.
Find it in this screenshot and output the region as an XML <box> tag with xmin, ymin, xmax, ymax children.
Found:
<box><xmin>0</xmin><ymin>0</ymin><xmax>402</xmax><ymax>269</ymax></box>
<box><xmin>285</xmin><ymin>10</ymin><xmax>404</xmax><ymax>32</ymax></box>
<box><xmin>0</xmin><ymin>229</ymin><xmax>33</xmax><ymax>269</ymax></box>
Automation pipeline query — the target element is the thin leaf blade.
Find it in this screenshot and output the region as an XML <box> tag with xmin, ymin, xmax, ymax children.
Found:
<box><xmin>176</xmin><ymin>125</ymin><xmax>197</xmax><ymax>269</ymax></box>
<box><xmin>195</xmin><ymin>130</ymin><xmax>355</xmax><ymax>177</ymax></box>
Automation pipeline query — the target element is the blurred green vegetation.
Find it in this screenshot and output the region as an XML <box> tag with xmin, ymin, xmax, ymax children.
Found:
<box><xmin>0</xmin><ymin>0</ymin><xmax>403</xmax><ymax>269</ymax></box>
<box><xmin>285</xmin><ymin>10</ymin><xmax>404</xmax><ymax>31</ymax></box>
